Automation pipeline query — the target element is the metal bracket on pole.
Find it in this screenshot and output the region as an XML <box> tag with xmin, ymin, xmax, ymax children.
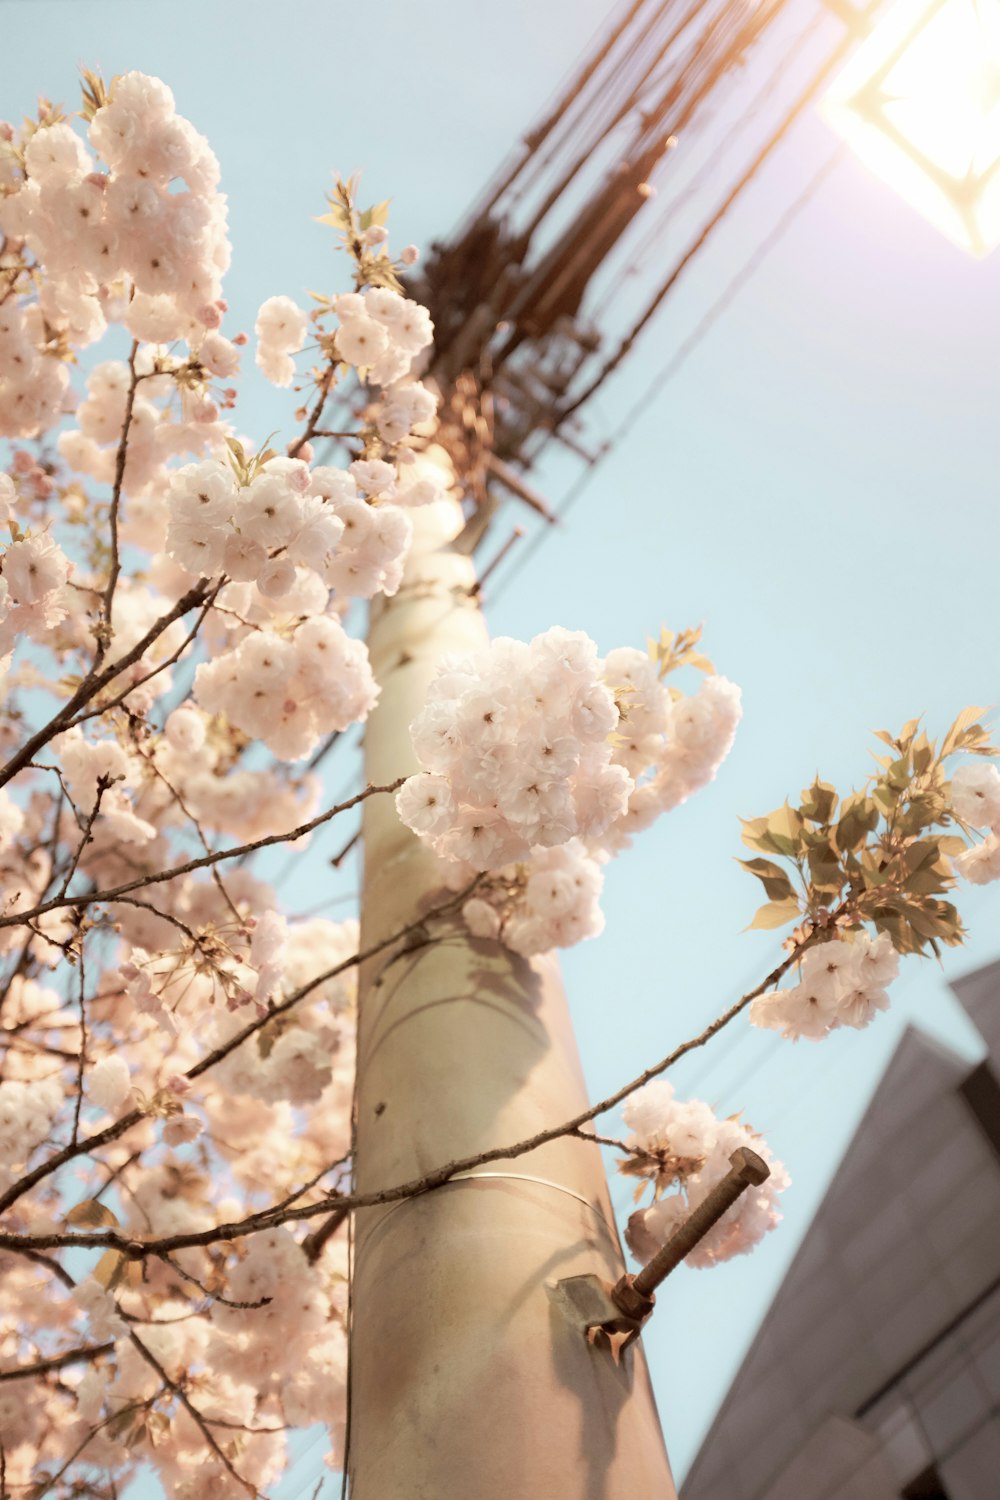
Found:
<box><xmin>556</xmin><ymin>1147</ymin><xmax>770</xmax><ymax>1362</ymax></box>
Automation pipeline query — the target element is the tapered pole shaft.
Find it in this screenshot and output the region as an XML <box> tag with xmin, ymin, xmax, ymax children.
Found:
<box><xmin>347</xmin><ymin>451</ymin><xmax>676</xmax><ymax>1498</ymax></box>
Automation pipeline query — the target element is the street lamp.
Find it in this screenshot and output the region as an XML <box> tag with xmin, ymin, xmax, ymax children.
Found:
<box><xmin>823</xmin><ymin>0</ymin><xmax>1000</xmax><ymax>256</ymax></box>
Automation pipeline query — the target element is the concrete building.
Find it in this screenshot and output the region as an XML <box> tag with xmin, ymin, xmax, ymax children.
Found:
<box><xmin>681</xmin><ymin>961</ymin><xmax>1000</xmax><ymax>1500</ymax></box>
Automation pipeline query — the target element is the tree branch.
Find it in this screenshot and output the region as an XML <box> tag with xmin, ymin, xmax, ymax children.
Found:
<box><xmin>0</xmin><ymin>877</ymin><xmax>473</xmax><ymax>1216</ymax></box>
<box><xmin>0</xmin><ymin>932</ymin><xmax>810</xmax><ymax>1255</ymax></box>
<box><xmin>0</xmin><ymin>1342</ymin><xmax>114</xmax><ymax>1383</ymax></box>
<box><xmin>288</xmin><ymin>362</ymin><xmax>336</xmax><ymax>459</ymax></box>
<box><xmin>0</xmin><ymin>582</ymin><xmax>212</xmax><ymax>794</ymax></box>
<box><xmin>126</xmin><ymin>1326</ymin><xmax>258</xmax><ymax>1498</ymax></box>
<box><xmin>93</xmin><ymin>341</ymin><xmax>140</xmax><ymax>672</ymax></box>
<box><xmin>66</xmin><ymin>581</ymin><xmax>223</xmax><ymax>730</ymax></box>
<box><xmin>0</xmin><ymin>777</ymin><xmax>406</xmax><ymax>930</ymax></box>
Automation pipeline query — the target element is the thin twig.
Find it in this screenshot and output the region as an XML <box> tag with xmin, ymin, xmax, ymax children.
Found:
<box><xmin>302</xmin><ymin>1206</ymin><xmax>349</xmax><ymax>1264</ymax></box>
<box><xmin>126</xmin><ymin>1327</ymin><xmax>258</xmax><ymax>1498</ymax></box>
<box><xmin>0</xmin><ymin>878</ymin><xmax>476</xmax><ymax>1216</ymax></box>
<box><xmin>0</xmin><ymin>1342</ymin><xmax>114</xmax><ymax>1383</ymax></box>
<box><xmin>71</xmin><ymin>926</ymin><xmax>88</xmax><ymax>1147</ymax></box>
<box><xmin>329</xmin><ymin>829</ymin><xmax>360</xmax><ymax>869</ymax></box>
<box><xmin>0</xmin><ymin>932</ymin><xmax>809</xmax><ymax>1257</ymax></box>
<box><xmin>0</xmin><ymin>581</ymin><xmax>212</xmax><ymax>794</ymax></box>
<box><xmin>468</xmin><ymin>525</ymin><xmax>524</xmax><ymax>598</ymax></box>
<box><xmin>288</xmin><ymin>362</ymin><xmax>336</xmax><ymax>459</ymax></box>
<box><xmin>67</xmin><ymin>582</ymin><xmax>223</xmax><ymax>729</ymax></box>
<box><xmin>93</xmin><ymin>342</ymin><xmax>141</xmax><ymax>672</ymax></box>
<box><xmin>57</xmin><ymin>777</ymin><xmax>111</xmax><ymax>901</ymax></box>
<box><xmin>0</xmin><ymin>778</ymin><xmax>406</xmax><ymax>931</ymax></box>
<box><xmin>155</xmin><ymin>1251</ymin><xmax>272</xmax><ymax>1310</ymax></box>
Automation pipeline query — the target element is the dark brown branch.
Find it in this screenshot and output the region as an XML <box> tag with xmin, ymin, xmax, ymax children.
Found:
<box><xmin>0</xmin><ymin>777</ymin><xmax>405</xmax><ymax>930</ymax></box>
<box><xmin>0</xmin><ymin>581</ymin><xmax>212</xmax><ymax>794</ymax></box>
<box><xmin>57</xmin><ymin>778</ymin><xmax>111</xmax><ymax>901</ymax></box>
<box><xmin>0</xmin><ymin>878</ymin><xmax>473</xmax><ymax>1216</ymax></box>
<box><xmin>0</xmin><ymin>931</ymin><xmax>810</xmax><ymax>1257</ymax></box>
<box><xmin>288</xmin><ymin>362</ymin><xmax>336</xmax><ymax>459</ymax></box>
<box><xmin>71</xmin><ymin>922</ymin><xmax>88</xmax><ymax>1146</ymax></box>
<box><xmin>0</xmin><ymin>1342</ymin><xmax>114</xmax><ymax>1383</ymax></box>
<box><xmin>67</xmin><ymin>581</ymin><xmax>223</xmax><ymax>729</ymax></box>
<box><xmin>126</xmin><ymin>1326</ymin><xmax>258</xmax><ymax>1497</ymax></box>
<box><xmin>93</xmin><ymin>342</ymin><xmax>140</xmax><ymax>672</ymax></box>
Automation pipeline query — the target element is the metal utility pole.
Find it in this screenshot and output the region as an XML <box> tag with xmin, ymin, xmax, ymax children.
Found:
<box><xmin>349</xmin><ymin>460</ymin><xmax>675</xmax><ymax>1496</ymax></box>
<box><xmin>344</xmin><ymin>0</ymin><xmax>871</xmax><ymax>1489</ymax></box>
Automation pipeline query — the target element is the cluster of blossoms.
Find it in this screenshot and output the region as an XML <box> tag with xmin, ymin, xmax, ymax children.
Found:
<box><xmin>462</xmin><ymin>839</ymin><xmax>606</xmax><ymax>957</ymax></box>
<box><xmin>255</xmin><ymin>285</ymin><xmax>434</xmax><ymax>396</ymax></box>
<box><xmin>951</xmin><ymin>761</ymin><xmax>1000</xmax><ymax>884</ymax></box>
<box><xmin>396</xmin><ymin>626</ymin><xmax>741</xmax><ymax>952</ymax></box>
<box><xmin>0</xmin><ymin>73</ymin><xmax>436</xmax><ymax>1489</ymax></box>
<box><xmin>86</xmin><ymin>1053</ymin><xmax>133</xmax><ymax>1113</ymax></box>
<box><xmin>0</xmin><ymin>899</ymin><xmax>357</xmax><ymax>1493</ymax></box>
<box><xmin>620</xmin><ymin>1080</ymin><xmax>789</xmax><ymax>1269</ymax></box>
<box><xmin>0</xmin><ymin>1075</ymin><xmax>62</xmax><ymax>1187</ymax></box>
<box><xmin>55</xmin><ymin>725</ymin><xmax>157</xmax><ymax>843</ymax></box>
<box><xmin>164</xmin><ymin>442</ymin><xmax>442</xmax><ymax>603</ymax></box>
<box><xmin>58</xmin><ymin>355</ymin><xmax>233</xmax><ymax>508</ymax></box>
<box><xmin>749</xmin><ymin>930</ymin><xmax>900</xmax><ymax>1041</ymax></box>
<box><xmin>194</xmin><ymin>611</ymin><xmax>378</xmax><ymax>760</ymax></box>
<box><xmin>0</xmin><ymin>473</ymin><xmax>72</xmax><ymax>655</ymax></box>
<box><xmin>254</xmin><ymin>295</ymin><xmax>309</xmax><ymax>388</ymax></box>
<box><xmin>328</xmin><ymin>286</ymin><xmax>433</xmax><ymax>386</ymax></box>
<box><xmin>0</xmin><ymin>72</ymin><xmax>230</xmax><ymax>438</ymax></box>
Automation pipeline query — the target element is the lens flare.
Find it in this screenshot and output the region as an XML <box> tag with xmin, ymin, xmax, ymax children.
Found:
<box><xmin>823</xmin><ymin>0</ymin><xmax>1000</xmax><ymax>256</ymax></box>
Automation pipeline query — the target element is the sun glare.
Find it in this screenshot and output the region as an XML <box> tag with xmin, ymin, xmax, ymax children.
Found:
<box><xmin>823</xmin><ymin>0</ymin><xmax>1000</xmax><ymax>256</ymax></box>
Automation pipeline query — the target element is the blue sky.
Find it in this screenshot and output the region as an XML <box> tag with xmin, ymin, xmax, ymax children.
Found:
<box><xmin>4</xmin><ymin>0</ymin><xmax>1000</xmax><ymax>1488</ymax></box>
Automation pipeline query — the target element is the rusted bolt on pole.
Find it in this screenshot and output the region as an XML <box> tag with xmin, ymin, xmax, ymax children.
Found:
<box><xmin>610</xmin><ymin>1146</ymin><xmax>771</xmax><ymax>1325</ymax></box>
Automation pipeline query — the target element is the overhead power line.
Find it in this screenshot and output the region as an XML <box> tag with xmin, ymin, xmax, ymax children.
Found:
<box><xmin>490</xmin><ymin>145</ymin><xmax>844</xmax><ymax>605</ymax></box>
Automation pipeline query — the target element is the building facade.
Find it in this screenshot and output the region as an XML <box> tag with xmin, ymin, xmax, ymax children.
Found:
<box><xmin>681</xmin><ymin>961</ymin><xmax>1000</xmax><ymax>1500</ymax></box>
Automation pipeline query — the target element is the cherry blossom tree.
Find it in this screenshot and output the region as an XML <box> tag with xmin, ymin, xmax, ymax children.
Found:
<box><xmin>0</xmin><ymin>72</ymin><xmax>997</xmax><ymax>1499</ymax></box>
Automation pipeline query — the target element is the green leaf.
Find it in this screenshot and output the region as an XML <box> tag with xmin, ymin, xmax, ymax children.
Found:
<box><xmin>737</xmin><ymin>857</ymin><xmax>796</xmax><ymax>902</ymax></box>
<box><xmin>860</xmin><ymin>851</ymin><xmax>892</xmax><ymax>888</ymax></box>
<box><xmin>885</xmin><ymin>754</ymin><xmax>912</xmax><ymax>790</ymax></box>
<box><xmin>359</xmin><ymin>198</ymin><xmax>390</xmax><ymax>230</ymax></box>
<box><xmin>316</xmin><ymin>201</ymin><xmax>351</xmax><ymax>230</ymax></box>
<box><xmin>872</xmin><ymin>783</ymin><xmax>899</xmax><ymax>816</ymax></box>
<box><xmin>746</xmin><ymin>897</ymin><xmax>800</xmax><ymax>931</ymax></box>
<box><xmin>800</xmin><ymin>779</ymin><xmax>838</xmax><ymax>824</ymax></box>
<box><xmin>834</xmin><ymin>794</ymin><xmax>879</xmax><ymax>853</ymax></box>
<box><xmin>912</xmin><ymin>732</ymin><xmax>935</xmax><ymax>775</ymax></box>
<box><xmin>870</xmin><ymin>911</ymin><xmax>922</xmax><ymax>954</ymax></box>
<box><xmin>740</xmin><ymin>815</ymin><xmax>779</xmax><ymax>854</ymax></box>
<box><xmin>108</xmin><ymin>1409</ymin><xmax>137</xmax><ymax>1439</ymax></box>
<box><xmin>806</xmin><ymin>840</ymin><xmax>843</xmax><ymax>895</ymax></box>
<box><xmin>93</xmin><ymin>1249</ymin><xmax>125</xmax><ymax>1291</ymax></box>
<box><xmin>902</xmin><ymin>840</ymin><xmax>940</xmax><ymax>875</ymax></box>
<box><xmin>899</xmin><ymin>791</ymin><xmax>946</xmax><ymax>834</ymax></box>
<box><xmin>66</xmin><ymin>1198</ymin><xmax>119</xmax><ymax>1229</ymax></box>
<box><xmin>941</xmin><ymin>705</ymin><xmax>988</xmax><ymax>758</ymax></box>
<box><xmin>907</xmin><ymin>865</ymin><xmax>955</xmax><ymax>896</ymax></box>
